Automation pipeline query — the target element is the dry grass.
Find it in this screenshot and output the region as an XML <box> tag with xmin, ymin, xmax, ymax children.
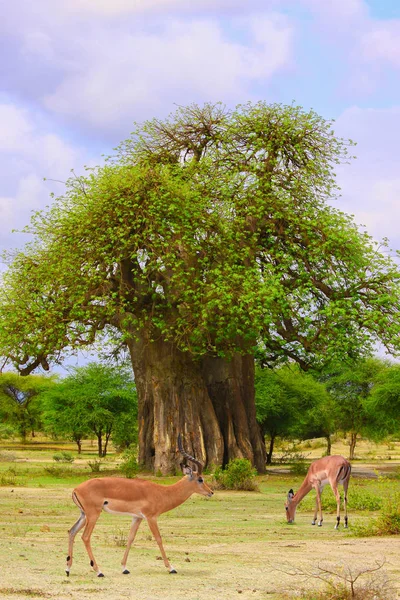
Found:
<box><xmin>0</xmin><ymin>437</ymin><xmax>400</xmax><ymax>599</ymax></box>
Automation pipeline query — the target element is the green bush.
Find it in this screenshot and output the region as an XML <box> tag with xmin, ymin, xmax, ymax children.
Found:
<box><xmin>353</xmin><ymin>493</ymin><xmax>400</xmax><ymax>537</ymax></box>
<box><xmin>119</xmin><ymin>449</ymin><xmax>139</xmax><ymax>478</ymax></box>
<box><xmin>53</xmin><ymin>451</ymin><xmax>74</xmax><ymax>463</ymax></box>
<box><xmin>0</xmin><ymin>466</ymin><xmax>19</xmax><ymax>486</ymax></box>
<box><xmin>299</xmin><ymin>485</ymin><xmax>382</xmax><ymax>513</ymax></box>
<box><xmin>212</xmin><ymin>458</ymin><xmax>258</xmax><ymax>491</ymax></box>
<box><xmin>44</xmin><ymin>465</ymin><xmax>73</xmax><ymax>478</ymax></box>
<box><xmin>88</xmin><ymin>458</ymin><xmax>102</xmax><ymax>473</ymax></box>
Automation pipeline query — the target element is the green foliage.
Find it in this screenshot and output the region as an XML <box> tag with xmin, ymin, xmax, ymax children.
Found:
<box><xmin>112</xmin><ymin>410</ymin><xmax>138</xmax><ymax>452</ymax></box>
<box><xmin>52</xmin><ymin>451</ymin><xmax>74</xmax><ymax>463</ymax></box>
<box><xmin>1</xmin><ymin>102</ymin><xmax>400</xmax><ymax>376</ymax></box>
<box><xmin>0</xmin><ymin>466</ymin><xmax>19</xmax><ymax>486</ymax></box>
<box><xmin>41</xmin><ymin>362</ymin><xmax>137</xmax><ymax>456</ymax></box>
<box><xmin>119</xmin><ymin>448</ymin><xmax>139</xmax><ymax>478</ymax></box>
<box><xmin>0</xmin><ymin>372</ymin><xmax>56</xmax><ymax>440</ymax></box>
<box><xmin>255</xmin><ymin>364</ymin><xmax>333</xmax><ymax>463</ymax></box>
<box><xmin>316</xmin><ymin>358</ymin><xmax>390</xmax><ymax>458</ymax></box>
<box><xmin>299</xmin><ymin>484</ymin><xmax>382</xmax><ymax>514</ymax></box>
<box><xmin>44</xmin><ymin>464</ymin><xmax>73</xmax><ymax>478</ymax></box>
<box><xmin>88</xmin><ymin>458</ymin><xmax>102</xmax><ymax>473</ymax></box>
<box><xmin>213</xmin><ymin>458</ymin><xmax>258</xmax><ymax>491</ymax></box>
<box><xmin>352</xmin><ymin>493</ymin><xmax>400</xmax><ymax>537</ymax></box>
<box><xmin>365</xmin><ymin>364</ymin><xmax>400</xmax><ymax>439</ymax></box>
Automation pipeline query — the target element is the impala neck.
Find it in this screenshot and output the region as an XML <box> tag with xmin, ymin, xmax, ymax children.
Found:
<box><xmin>159</xmin><ymin>477</ymin><xmax>196</xmax><ymax>514</ymax></box>
<box><xmin>293</xmin><ymin>478</ymin><xmax>313</xmax><ymax>506</ymax></box>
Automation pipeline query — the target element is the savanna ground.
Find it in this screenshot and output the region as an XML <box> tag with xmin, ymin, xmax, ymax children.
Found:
<box><xmin>0</xmin><ymin>437</ymin><xmax>400</xmax><ymax>600</ymax></box>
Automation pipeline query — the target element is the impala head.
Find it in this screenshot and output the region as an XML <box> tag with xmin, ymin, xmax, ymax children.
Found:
<box><xmin>178</xmin><ymin>434</ymin><xmax>214</xmax><ymax>498</ymax></box>
<box><xmin>285</xmin><ymin>488</ymin><xmax>296</xmax><ymax>523</ymax></box>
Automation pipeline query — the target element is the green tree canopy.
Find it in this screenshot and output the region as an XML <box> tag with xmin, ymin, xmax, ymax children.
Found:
<box><xmin>1</xmin><ymin>102</ymin><xmax>400</xmax><ymax>374</ymax></box>
<box><xmin>319</xmin><ymin>357</ymin><xmax>389</xmax><ymax>459</ymax></box>
<box><xmin>41</xmin><ymin>363</ymin><xmax>137</xmax><ymax>456</ymax></box>
<box><xmin>365</xmin><ymin>363</ymin><xmax>400</xmax><ymax>439</ymax></box>
<box><xmin>0</xmin><ymin>372</ymin><xmax>55</xmax><ymax>440</ymax></box>
<box><xmin>1</xmin><ymin>102</ymin><xmax>400</xmax><ymax>472</ymax></box>
<box><xmin>255</xmin><ymin>364</ymin><xmax>333</xmax><ymax>464</ymax></box>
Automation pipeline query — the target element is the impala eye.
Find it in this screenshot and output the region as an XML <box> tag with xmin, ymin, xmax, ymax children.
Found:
<box><xmin>198</xmin><ymin>477</ymin><xmax>204</xmax><ymax>483</ymax></box>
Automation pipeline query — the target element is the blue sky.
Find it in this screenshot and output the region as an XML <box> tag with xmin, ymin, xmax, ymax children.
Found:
<box><xmin>1</xmin><ymin>0</ymin><xmax>399</xmax><ymax>367</ymax></box>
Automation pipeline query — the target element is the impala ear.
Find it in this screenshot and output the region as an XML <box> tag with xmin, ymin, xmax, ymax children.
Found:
<box><xmin>287</xmin><ymin>489</ymin><xmax>295</xmax><ymax>501</ymax></box>
<box><xmin>181</xmin><ymin>463</ymin><xmax>193</xmax><ymax>477</ymax></box>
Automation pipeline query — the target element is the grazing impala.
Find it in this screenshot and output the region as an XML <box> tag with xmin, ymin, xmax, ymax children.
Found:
<box><xmin>285</xmin><ymin>455</ymin><xmax>351</xmax><ymax>529</ymax></box>
<box><xmin>66</xmin><ymin>435</ymin><xmax>213</xmax><ymax>577</ymax></box>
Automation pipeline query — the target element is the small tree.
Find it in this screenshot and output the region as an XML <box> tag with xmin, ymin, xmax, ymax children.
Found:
<box><xmin>365</xmin><ymin>363</ymin><xmax>400</xmax><ymax>439</ymax></box>
<box><xmin>255</xmin><ymin>365</ymin><xmax>332</xmax><ymax>464</ymax></box>
<box><xmin>0</xmin><ymin>372</ymin><xmax>55</xmax><ymax>441</ymax></box>
<box><xmin>41</xmin><ymin>363</ymin><xmax>137</xmax><ymax>456</ymax></box>
<box><xmin>320</xmin><ymin>358</ymin><xmax>388</xmax><ymax>460</ymax></box>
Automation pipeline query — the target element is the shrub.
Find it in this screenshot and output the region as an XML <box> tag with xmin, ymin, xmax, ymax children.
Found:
<box><xmin>298</xmin><ymin>485</ymin><xmax>382</xmax><ymax>514</ymax></box>
<box><xmin>44</xmin><ymin>465</ymin><xmax>73</xmax><ymax>478</ymax></box>
<box><xmin>0</xmin><ymin>466</ymin><xmax>19</xmax><ymax>486</ymax></box>
<box><xmin>119</xmin><ymin>449</ymin><xmax>139</xmax><ymax>478</ymax></box>
<box><xmin>212</xmin><ymin>458</ymin><xmax>258</xmax><ymax>491</ymax></box>
<box><xmin>289</xmin><ymin>459</ymin><xmax>309</xmax><ymax>476</ymax></box>
<box><xmin>53</xmin><ymin>451</ymin><xmax>74</xmax><ymax>463</ymax></box>
<box><xmin>0</xmin><ymin>423</ymin><xmax>18</xmax><ymax>440</ymax></box>
<box><xmin>88</xmin><ymin>458</ymin><xmax>102</xmax><ymax>473</ymax></box>
<box><xmin>353</xmin><ymin>493</ymin><xmax>400</xmax><ymax>537</ymax></box>
<box><xmin>0</xmin><ymin>451</ymin><xmax>18</xmax><ymax>462</ymax></box>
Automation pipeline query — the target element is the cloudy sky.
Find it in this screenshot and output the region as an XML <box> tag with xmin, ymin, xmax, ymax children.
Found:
<box><xmin>1</xmin><ymin>0</ymin><xmax>399</xmax><ymax>366</ymax></box>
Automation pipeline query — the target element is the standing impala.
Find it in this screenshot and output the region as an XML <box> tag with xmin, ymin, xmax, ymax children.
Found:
<box><xmin>285</xmin><ymin>455</ymin><xmax>351</xmax><ymax>529</ymax></box>
<box><xmin>66</xmin><ymin>435</ymin><xmax>213</xmax><ymax>577</ymax></box>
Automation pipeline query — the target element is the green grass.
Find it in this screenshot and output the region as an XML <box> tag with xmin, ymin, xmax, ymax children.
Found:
<box><xmin>0</xmin><ymin>437</ymin><xmax>400</xmax><ymax>599</ymax></box>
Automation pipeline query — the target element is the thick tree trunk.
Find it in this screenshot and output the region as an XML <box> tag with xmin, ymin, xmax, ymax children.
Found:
<box><xmin>128</xmin><ymin>333</ymin><xmax>266</xmax><ymax>474</ymax></box>
<box><xmin>128</xmin><ymin>334</ymin><xmax>224</xmax><ymax>474</ymax></box>
<box><xmin>201</xmin><ymin>354</ymin><xmax>266</xmax><ymax>472</ymax></box>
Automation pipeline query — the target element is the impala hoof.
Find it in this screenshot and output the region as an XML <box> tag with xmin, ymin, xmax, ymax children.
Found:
<box><xmin>318</xmin><ymin>522</ymin><xmax>323</xmax><ymax>527</ymax></box>
<box><xmin>97</xmin><ymin>572</ymin><xmax>104</xmax><ymax>577</ymax></box>
<box><xmin>122</xmin><ymin>569</ymin><xmax>130</xmax><ymax>575</ymax></box>
<box><xmin>65</xmin><ymin>570</ymin><xmax>70</xmax><ymax>577</ymax></box>
<box><xmin>169</xmin><ymin>569</ymin><xmax>177</xmax><ymax>574</ymax></box>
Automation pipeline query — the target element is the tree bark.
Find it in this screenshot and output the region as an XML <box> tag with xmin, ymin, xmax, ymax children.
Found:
<box><xmin>201</xmin><ymin>354</ymin><xmax>266</xmax><ymax>472</ymax></box>
<box><xmin>128</xmin><ymin>333</ymin><xmax>224</xmax><ymax>474</ymax></box>
<box><xmin>349</xmin><ymin>432</ymin><xmax>357</xmax><ymax>461</ymax></box>
<box><xmin>325</xmin><ymin>434</ymin><xmax>332</xmax><ymax>456</ymax></box>
<box><xmin>266</xmin><ymin>433</ymin><xmax>276</xmax><ymax>465</ymax></box>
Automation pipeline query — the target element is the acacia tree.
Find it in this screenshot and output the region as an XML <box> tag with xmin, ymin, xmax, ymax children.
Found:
<box><xmin>1</xmin><ymin>102</ymin><xmax>400</xmax><ymax>473</ymax></box>
<box><xmin>41</xmin><ymin>363</ymin><xmax>137</xmax><ymax>456</ymax></box>
<box><xmin>319</xmin><ymin>358</ymin><xmax>388</xmax><ymax>459</ymax></box>
<box><xmin>255</xmin><ymin>365</ymin><xmax>333</xmax><ymax>464</ymax></box>
<box><xmin>0</xmin><ymin>372</ymin><xmax>55</xmax><ymax>440</ymax></box>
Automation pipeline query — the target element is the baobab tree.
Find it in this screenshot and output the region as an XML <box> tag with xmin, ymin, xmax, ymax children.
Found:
<box><xmin>1</xmin><ymin>102</ymin><xmax>400</xmax><ymax>472</ymax></box>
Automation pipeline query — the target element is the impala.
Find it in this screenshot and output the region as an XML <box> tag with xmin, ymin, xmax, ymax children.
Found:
<box><xmin>66</xmin><ymin>435</ymin><xmax>213</xmax><ymax>577</ymax></box>
<box><xmin>285</xmin><ymin>455</ymin><xmax>351</xmax><ymax>529</ymax></box>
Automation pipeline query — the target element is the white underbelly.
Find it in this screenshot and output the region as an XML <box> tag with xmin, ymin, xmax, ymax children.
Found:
<box><xmin>103</xmin><ymin>506</ymin><xmax>146</xmax><ymax>519</ymax></box>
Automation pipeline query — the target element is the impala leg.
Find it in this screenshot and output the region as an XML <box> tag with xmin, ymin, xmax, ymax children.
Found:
<box><xmin>343</xmin><ymin>480</ymin><xmax>349</xmax><ymax>528</ymax></box>
<box><xmin>147</xmin><ymin>517</ymin><xmax>176</xmax><ymax>574</ymax></box>
<box><xmin>332</xmin><ymin>484</ymin><xmax>341</xmax><ymax>529</ymax></box>
<box><xmin>314</xmin><ymin>485</ymin><xmax>323</xmax><ymax>526</ymax></box>
<box><xmin>121</xmin><ymin>517</ymin><xmax>143</xmax><ymax>574</ymax></box>
<box><xmin>66</xmin><ymin>510</ymin><xmax>86</xmax><ymax>576</ymax></box>
<box><xmin>81</xmin><ymin>513</ymin><xmax>104</xmax><ymax>577</ymax></box>
<box><xmin>312</xmin><ymin>496</ymin><xmax>318</xmax><ymax>525</ymax></box>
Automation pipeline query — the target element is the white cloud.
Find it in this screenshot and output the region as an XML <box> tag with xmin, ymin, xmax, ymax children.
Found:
<box><xmin>44</xmin><ymin>16</ymin><xmax>293</xmax><ymax>132</ymax></box>
<box><xmin>0</xmin><ymin>103</ymin><xmax>90</xmax><ymax>253</ymax></box>
<box><xmin>334</xmin><ymin>106</ymin><xmax>400</xmax><ymax>250</ymax></box>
